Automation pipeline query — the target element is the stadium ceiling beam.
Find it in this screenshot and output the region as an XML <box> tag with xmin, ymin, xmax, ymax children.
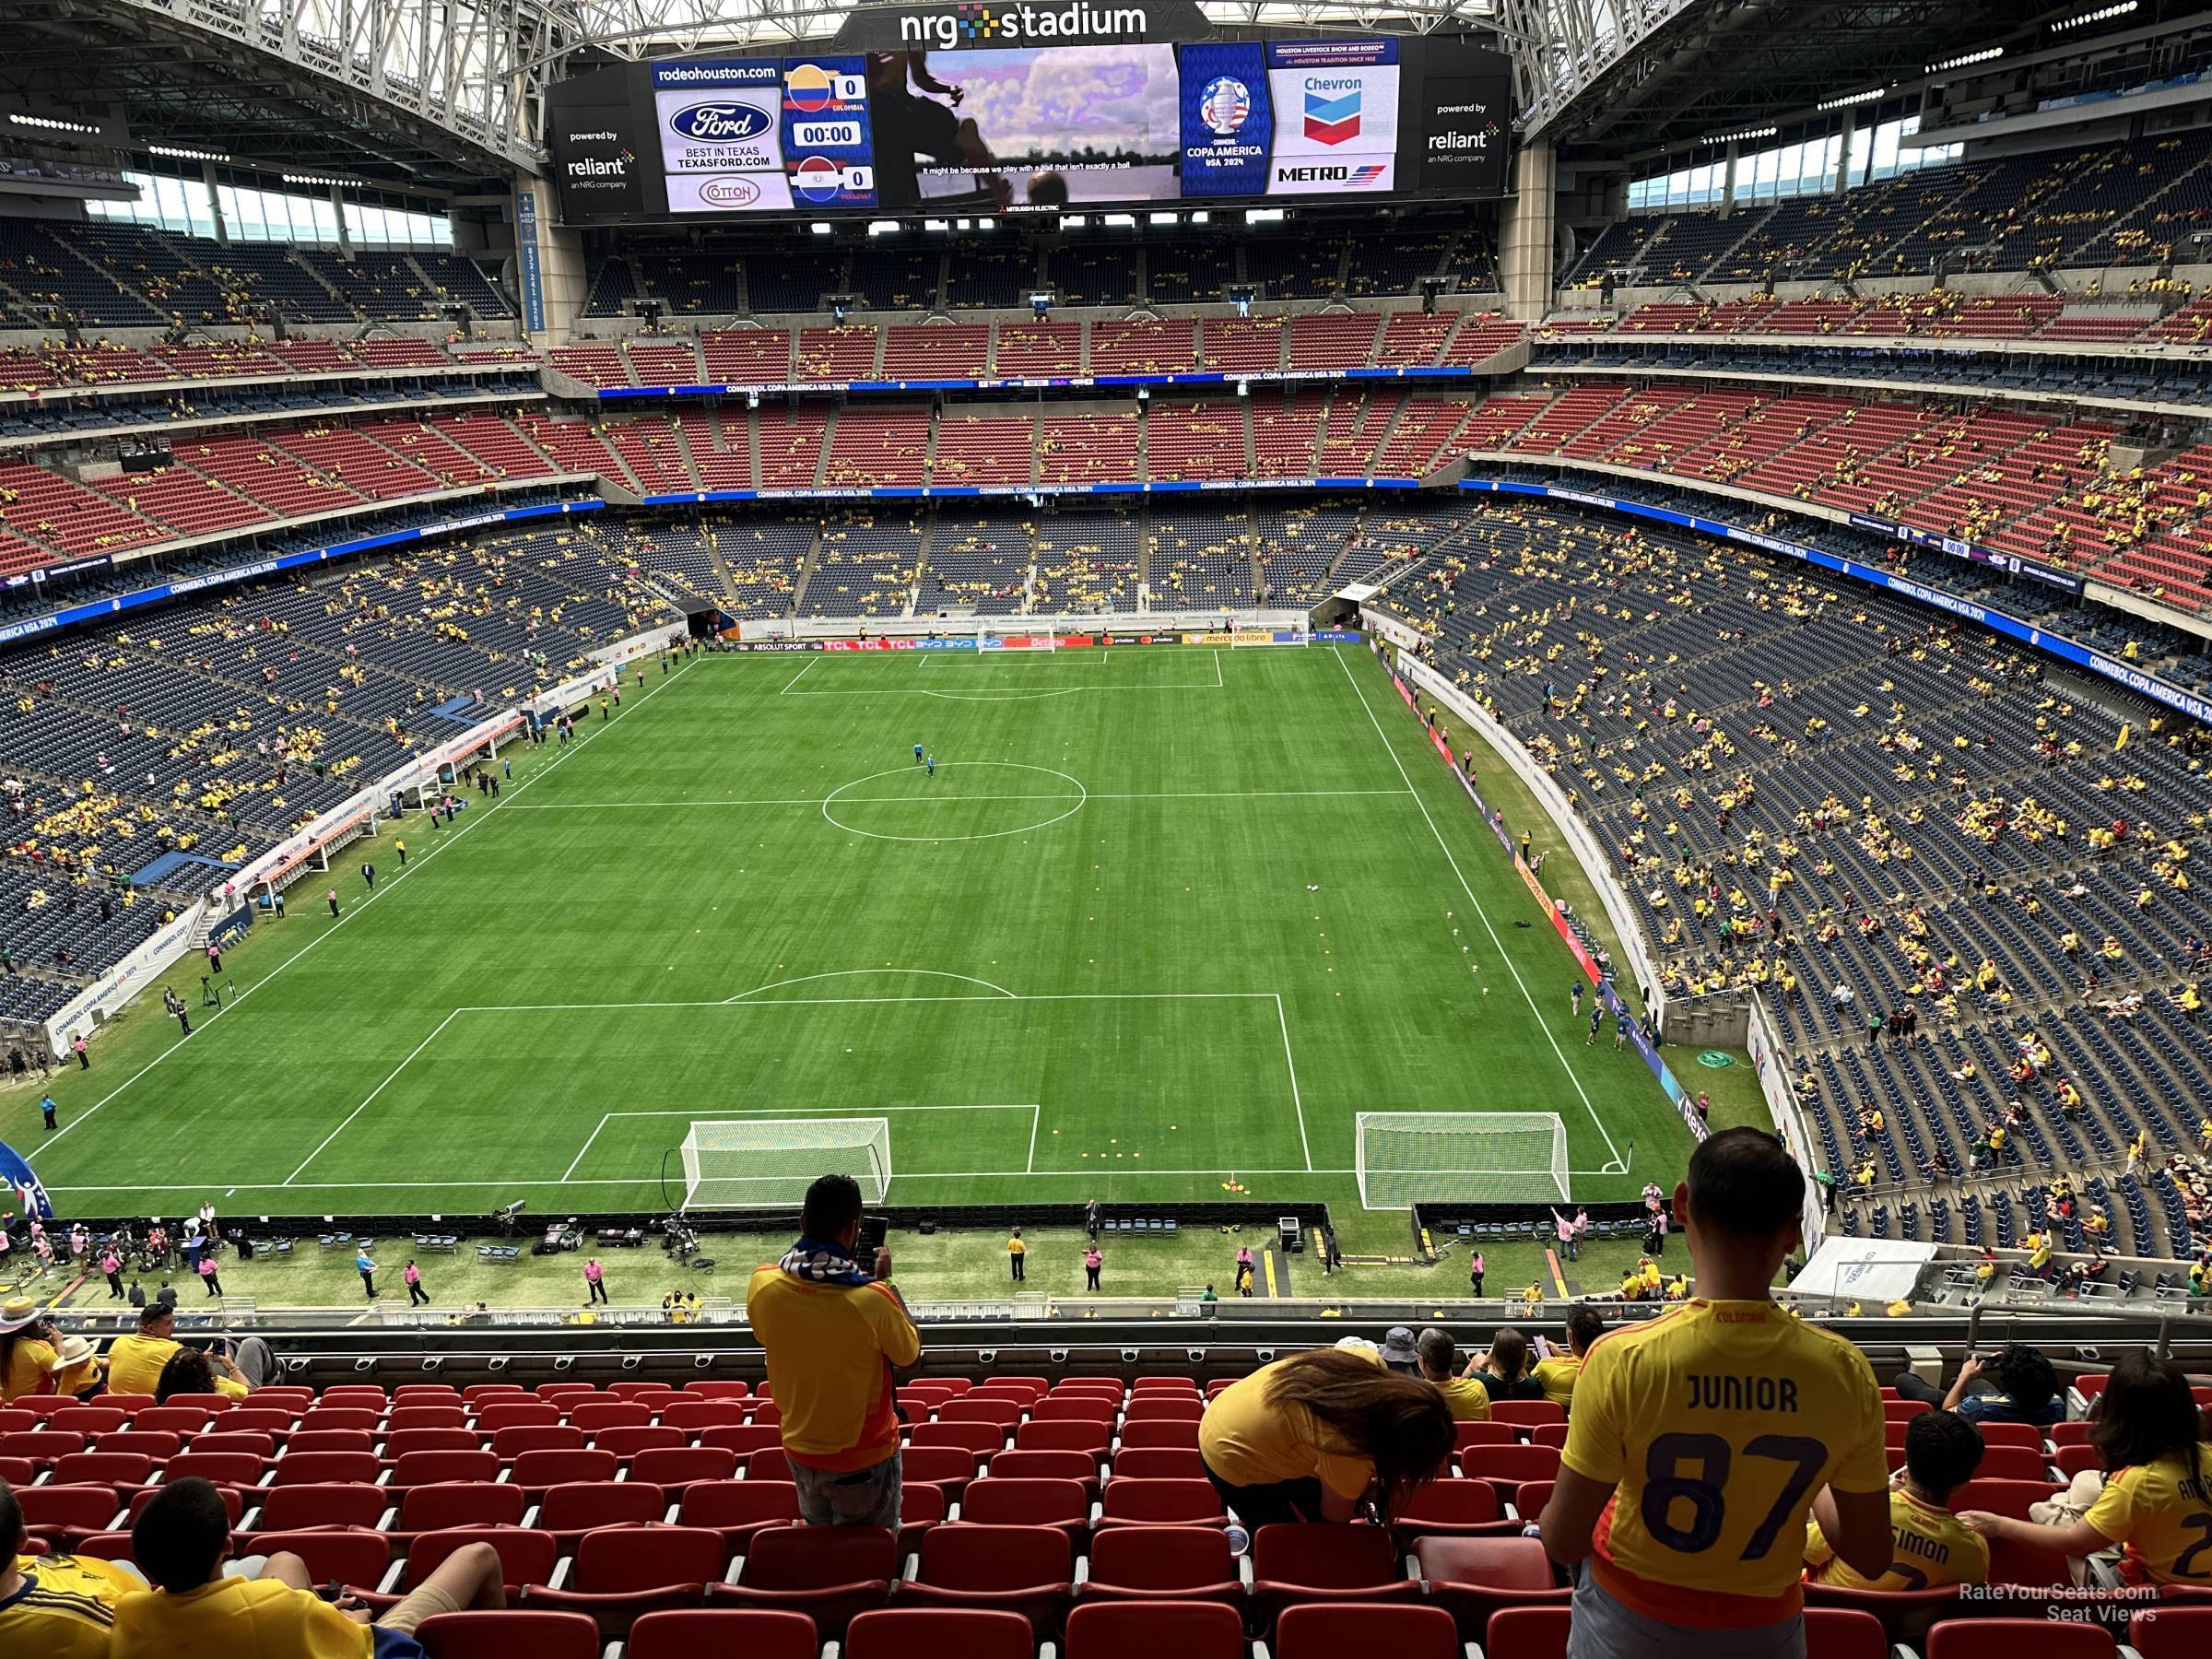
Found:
<box><xmin>1486</xmin><ymin>0</ymin><xmax>1701</xmax><ymax>139</ymax></box>
<box><xmin>50</xmin><ymin>0</ymin><xmax>561</xmax><ymax>174</ymax></box>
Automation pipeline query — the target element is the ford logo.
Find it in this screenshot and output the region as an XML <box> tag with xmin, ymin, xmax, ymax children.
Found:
<box><xmin>668</xmin><ymin>102</ymin><xmax>772</xmax><ymax>143</ymax></box>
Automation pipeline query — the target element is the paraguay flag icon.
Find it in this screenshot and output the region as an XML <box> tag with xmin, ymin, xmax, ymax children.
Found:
<box><xmin>1303</xmin><ymin>88</ymin><xmax>1361</xmax><ymax>146</ymax></box>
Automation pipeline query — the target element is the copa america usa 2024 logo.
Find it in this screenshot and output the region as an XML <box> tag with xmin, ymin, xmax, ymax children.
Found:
<box><xmin>1199</xmin><ymin>76</ymin><xmax>1251</xmax><ymax>137</ymax></box>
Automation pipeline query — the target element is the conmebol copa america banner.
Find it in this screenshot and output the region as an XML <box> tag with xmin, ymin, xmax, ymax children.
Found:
<box><xmin>1178</xmin><ymin>38</ymin><xmax>1398</xmax><ymax>197</ymax></box>
<box><xmin>653</xmin><ymin>57</ymin><xmax>877</xmax><ymax>213</ymax></box>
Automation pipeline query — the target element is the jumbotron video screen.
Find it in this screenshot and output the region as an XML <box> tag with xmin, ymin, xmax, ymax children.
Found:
<box><xmin>547</xmin><ymin>2</ymin><xmax>1511</xmax><ymax>222</ymax></box>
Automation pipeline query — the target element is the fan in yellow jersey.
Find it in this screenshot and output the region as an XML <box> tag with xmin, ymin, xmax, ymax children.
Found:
<box><xmin>1805</xmin><ymin>1409</ymin><xmax>1990</xmax><ymax>1590</ymax></box>
<box><xmin>1530</xmin><ymin>1303</ymin><xmax>1604</xmax><ymax>1411</ymax></box>
<box><xmin>1537</xmin><ymin>1129</ymin><xmax>1892</xmax><ymax>1659</ymax></box>
<box><xmin>0</xmin><ymin>1481</ymin><xmax>137</xmax><ymax>1658</ymax></box>
<box><xmin>1960</xmin><ymin>1350</ymin><xmax>2212</xmax><ymax>1586</ymax></box>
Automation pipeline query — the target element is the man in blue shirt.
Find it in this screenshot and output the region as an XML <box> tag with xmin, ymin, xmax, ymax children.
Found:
<box><xmin>356</xmin><ymin>1246</ymin><xmax>377</xmax><ymax>1300</ymax></box>
<box><xmin>1890</xmin><ymin>1342</ymin><xmax>2065</xmax><ymax>1426</ymax></box>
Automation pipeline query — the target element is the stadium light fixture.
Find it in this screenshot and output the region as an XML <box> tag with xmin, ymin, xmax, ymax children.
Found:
<box><xmin>808</xmin><ymin>222</ymin><xmax>833</xmax><ymax>236</ymax></box>
<box><xmin>866</xmin><ymin>220</ymin><xmax>900</xmax><ymax>237</ymax></box>
<box><xmin>1814</xmin><ymin>87</ymin><xmax>1886</xmax><ymax>112</ymax></box>
<box><xmin>150</xmin><ymin>144</ymin><xmax>232</xmax><ymax>163</ymax></box>
<box><xmin>924</xmin><ymin>218</ymin><xmax>950</xmax><ymax>232</ymax></box>
<box><xmin>1062</xmin><ymin>214</ymin><xmax>1088</xmax><ymax>229</ymax></box>
<box><xmin>9</xmin><ymin>113</ymin><xmax>100</xmax><ymax>135</ymax></box>
<box><xmin>1713</xmin><ymin>125</ymin><xmax>1777</xmax><ymax>146</ymax></box>
<box><xmin>1243</xmin><ymin>207</ymin><xmax>1286</xmax><ymax>224</ymax></box>
<box><xmin>283</xmin><ymin>172</ymin><xmax>350</xmax><ymax>187</ymax></box>
<box><xmin>1148</xmin><ymin>211</ymin><xmax>1178</xmax><ymax>226</ymax></box>
<box><xmin>1101</xmin><ymin>212</ymin><xmax>1136</xmax><ymax>228</ymax></box>
<box><xmin>2054</xmin><ymin>1</ymin><xmax>2136</xmax><ymax>29</ymax></box>
<box><xmin>1926</xmin><ymin>45</ymin><xmax>2003</xmax><ymax>73</ymax></box>
<box><xmin>1188</xmin><ymin>211</ymin><xmax>1210</xmax><ymax>225</ymax></box>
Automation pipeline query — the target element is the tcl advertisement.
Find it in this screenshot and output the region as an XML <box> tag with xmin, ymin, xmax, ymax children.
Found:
<box><xmin>546</xmin><ymin>30</ymin><xmax>1512</xmax><ymax>223</ymax></box>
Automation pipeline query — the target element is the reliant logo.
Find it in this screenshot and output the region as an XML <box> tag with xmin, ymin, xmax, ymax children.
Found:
<box><xmin>666</xmin><ymin>102</ymin><xmax>774</xmax><ymax>143</ymax></box>
<box><xmin>1428</xmin><ymin>131</ymin><xmax>1488</xmax><ymax>152</ymax></box>
<box><xmin>565</xmin><ymin>147</ymin><xmax>634</xmax><ymax>179</ymax></box>
<box><xmin>899</xmin><ymin>2</ymin><xmax>1149</xmax><ymax>50</ymax></box>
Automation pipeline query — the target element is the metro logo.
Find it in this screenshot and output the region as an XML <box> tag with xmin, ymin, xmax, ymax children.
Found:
<box><xmin>1302</xmin><ymin>88</ymin><xmax>1360</xmax><ymax>146</ymax></box>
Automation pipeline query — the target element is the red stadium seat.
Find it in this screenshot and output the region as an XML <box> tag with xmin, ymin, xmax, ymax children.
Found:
<box><xmin>660</xmin><ymin>1401</ymin><xmax>750</xmax><ymax>1431</ymax></box>
<box><xmin>960</xmin><ymin>1477</ymin><xmax>1091</xmax><ymax>1541</ymax></box>
<box><xmin>1130</xmin><ymin>1378</ymin><xmax>1200</xmax><ymax>1392</ymax></box>
<box><xmin>567</xmin><ymin>1403</ymin><xmax>653</xmax><ymax>1432</ymax></box>
<box><xmin>846</xmin><ymin>1606</ymin><xmax>1037</xmax><ymax>1659</ymax></box>
<box><xmin>477</xmin><ymin>1404</ymin><xmax>562</xmax><ymax>1433</ymax></box>
<box><xmin>492</xmin><ymin>1425</ymin><xmax>587</xmax><ymax>1459</ymax></box>
<box><xmin>1117</xmin><ymin>1420</ymin><xmax>1200</xmax><ymax>1452</ymax></box>
<box><xmin>1389</xmin><ymin>1477</ymin><xmax>1512</xmax><ymax>1547</ymax></box>
<box><xmin>594</xmin><ymin>1426</ymin><xmax>686</xmax><ymax>1459</ymax></box>
<box><xmin>1886</xmin><ymin>1399</ymin><xmax>1936</xmax><ymax>1421</ymax></box>
<box><xmin>1096</xmin><ymin>1477</ymin><xmax>1226</xmax><ymax>1528</ymax></box>
<box><xmin>1453</xmin><ymin>1421</ymin><xmax>1519</xmax><ymax>1450</ymax></box>
<box><xmin>1456</xmin><ymin>1444</ymin><xmax>1561</xmax><ymax>1506</ymax></box>
<box><xmin>128</xmin><ymin>1406</ymin><xmax>210</xmax><ymax>1436</ymax></box>
<box><xmin>47</xmin><ymin>1407</ymin><xmax>126</xmax><ymax>1438</ymax></box>
<box><xmin>1031</xmin><ymin>1397</ymin><xmax>1117</xmax><ymax>1424</ymax></box>
<box><xmin>1974</xmin><ymin>1424</ymin><xmax>2047</xmax><ymax>1451</ymax></box>
<box><xmin>1488</xmin><ymin>1402</ymin><xmax>1563</xmax><ymax>1429</ymax></box>
<box><xmin>1277</xmin><ymin>1603</ymin><xmax>1457</xmax><ymax>1659</ymax></box>
<box><xmin>628</xmin><ymin>1446</ymin><xmax>738</xmax><ymax>1492</ymax></box>
<box><xmin>706</xmin><ymin>1522</ymin><xmax>896</xmax><ymax>1636</ymax></box>
<box><xmin>1121</xmin><ymin>1398</ymin><xmax>1204</xmax><ymax>1424</ymax></box>
<box><xmin>678</xmin><ymin>1479</ymin><xmax>799</xmax><ymax>1551</ymax></box>
<box><xmin>625</xmin><ymin>1608</ymin><xmax>818</xmax><ymax>1659</ymax></box>
<box><xmin>899</xmin><ymin>1444</ymin><xmax>982</xmax><ymax>1501</ymax></box>
<box><xmin>943</xmin><ymin>1399</ymin><xmax>1026</xmax><ymax>1428</ymax></box>
<box><xmin>405</xmin><ymin>1527</ymin><xmax>560</xmax><ymax>1593</ymax></box>
<box><xmin>250</xmin><ymin>1530</ymin><xmax>391</xmax><ymax>1591</ymax></box>
<box><xmin>1484</xmin><ymin>1606</ymin><xmax>1569</xmax><ymax>1659</ymax></box>
<box><xmin>1926</xmin><ymin>1618</ymin><xmax>2114</xmax><ymax>1659</ymax></box>
<box><xmin>679</xmin><ymin>1382</ymin><xmax>751</xmax><ymax>1400</ymax></box>
<box><xmin>47</xmin><ymin>1452</ymin><xmax>154</xmax><ymax>1495</ymax></box>
<box><xmin>394</xmin><ymin>1482</ymin><xmax>528</xmax><ymax>1535</ymax></box>
<box><xmin>991</xmin><ymin>1450</ymin><xmax>1100</xmax><ymax>1493</ymax></box>
<box><xmin>17</xmin><ymin>1486</ymin><xmax>123</xmax><ymax>1549</ymax></box>
<box><xmin>0</xmin><ymin>1431</ymin><xmax>82</xmax><ymax>1468</ymax></box>
<box><xmin>91</xmin><ymin>1432</ymin><xmax>178</xmax><ymax>1465</ymax></box>
<box><xmin>534</xmin><ymin>1481</ymin><xmax>668</xmax><ymax>1549</ymax></box>
<box><xmin>744</xmin><ymin>1448</ymin><xmax>794</xmax><ymax>1482</ymax></box>
<box><xmin>522</xmin><ymin>1524</ymin><xmax>725</xmax><ymax>1637</ymax></box>
<box><xmin>1806</xmin><ymin>1608</ymin><xmax>1892</xmax><ymax>1659</ymax></box>
<box><xmin>384</xmin><ymin>1428</ymin><xmax>481</xmax><ymax>1459</ymax></box>
<box><xmin>912</xmin><ymin>1422</ymin><xmax>1008</xmax><ymax>1458</ymax></box>
<box><xmin>415</xmin><ymin>1609</ymin><xmax>602</xmax><ymax>1659</ymax></box>
<box><xmin>1077</xmin><ymin>1525</ymin><xmax>1241</xmax><ymax>1606</ymax></box>
<box><xmin>2133</xmin><ymin>1606</ymin><xmax>2212</xmax><ymax>1659</ymax></box>
<box><xmin>297</xmin><ymin>1410</ymin><xmax>382</xmax><ymax>1436</ymax></box>
<box><xmin>606</xmin><ymin>1385</ymin><xmax>677</xmax><ymax>1405</ymax></box>
<box><xmin>286</xmin><ymin>1430</ymin><xmax>377</xmax><ymax>1456</ymax></box>
<box><xmin>167</xmin><ymin>1451</ymin><xmax>271</xmax><ymax>1487</ymax></box>
<box><xmin>1954</xmin><ymin>1479</ymin><xmax>2074</xmax><ymax>1585</ymax></box>
<box><xmin>1112</xmin><ymin>1448</ymin><xmax>1206</xmax><ymax>1480</ymax></box>
<box><xmin>2051</xmin><ymin>1422</ymin><xmax>2095</xmax><ymax>1448</ymax></box>
<box><xmin>2054</xmin><ymin>1445</ymin><xmax>2102</xmax><ymax>1478</ymax></box>
<box><xmin>244</xmin><ymin>1483</ymin><xmax>387</xmax><ymax>1534</ymax></box>
<box><xmin>391</xmin><ymin>1449</ymin><xmax>500</xmax><ymax>1488</ymax></box>
<box><xmin>511</xmin><ymin>1449</ymin><xmax>619</xmax><ymax>1496</ymax></box>
<box><xmin>1803</xmin><ymin>1583</ymin><xmax>1961</xmax><ymax>1646</ymax></box>
<box><xmin>1414</xmin><ymin>1534</ymin><xmax>1571</xmax><ymax>1643</ymax></box>
<box><xmin>696</xmin><ymin>1424</ymin><xmax>783</xmax><ymax>1458</ymax></box>
<box><xmin>1250</xmin><ymin>1523</ymin><xmax>1423</xmax><ymax>1632</ymax></box>
<box><xmin>463</xmin><ymin>1385</ymin><xmax>528</xmax><ymax>1405</ymax></box>
<box><xmin>1512</xmin><ymin>1481</ymin><xmax>1554</xmax><ymax>1520</ymax></box>
<box><xmin>896</xmin><ymin>1524</ymin><xmax>1074</xmax><ymax>1632</ymax></box>
<box><xmin>1015</xmin><ymin>1420</ymin><xmax>1111</xmax><ymax>1456</ymax></box>
<box><xmin>1064</xmin><ymin>1599</ymin><xmax>1244</xmax><ymax>1659</ymax></box>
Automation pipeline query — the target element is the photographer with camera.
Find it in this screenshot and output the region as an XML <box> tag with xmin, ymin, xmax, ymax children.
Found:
<box><xmin>745</xmin><ymin>1174</ymin><xmax>921</xmax><ymax>1527</ymax></box>
<box><xmin>0</xmin><ymin>1299</ymin><xmax>99</xmax><ymax>1401</ymax></box>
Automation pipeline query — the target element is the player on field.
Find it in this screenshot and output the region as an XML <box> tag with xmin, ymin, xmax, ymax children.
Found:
<box><xmin>1537</xmin><ymin>1127</ymin><xmax>1890</xmax><ymax>1658</ymax></box>
<box><xmin>1804</xmin><ymin>1408</ymin><xmax>1987</xmax><ymax>1590</ymax></box>
<box><xmin>914</xmin><ymin>743</ymin><xmax>924</xmax><ymax>764</ymax></box>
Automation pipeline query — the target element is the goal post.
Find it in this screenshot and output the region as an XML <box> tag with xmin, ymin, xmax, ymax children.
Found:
<box><xmin>678</xmin><ymin>1118</ymin><xmax>891</xmax><ymax>1209</ymax></box>
<box><xmin>1355</xmin><ymin>1112</ymin><xmax>1570</xmax><ymax>1208</ymax></box>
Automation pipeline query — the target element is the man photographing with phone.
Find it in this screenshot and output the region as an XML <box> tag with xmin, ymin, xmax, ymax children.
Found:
<box><xmin>747</xmin><ymin>1174</ymin><xmax>922</xmax><ymax>1527</ymax></box>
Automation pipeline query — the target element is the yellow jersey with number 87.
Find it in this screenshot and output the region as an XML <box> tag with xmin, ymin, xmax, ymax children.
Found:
<box><xmin>1560</xmin><ymin>1299</ymin><xmax>1888</xmax><ymax>1626</ymax></box>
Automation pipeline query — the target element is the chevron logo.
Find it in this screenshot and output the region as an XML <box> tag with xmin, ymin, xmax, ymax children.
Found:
<box><xmin>1303</xmin><ymin>88</ymin><xmax>1360</xmax><ymax>146</ymax></box>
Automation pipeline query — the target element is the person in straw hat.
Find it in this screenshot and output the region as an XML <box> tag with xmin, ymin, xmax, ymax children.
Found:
<box><xmin>0</xmin><ymin>1298</ymin><xmax>98</xmax><ymax>1402</ymax></box>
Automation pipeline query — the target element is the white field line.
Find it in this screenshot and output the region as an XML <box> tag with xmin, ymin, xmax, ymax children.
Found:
<box><xmin>562</xmin><ymin>1103</ymin><xmax>1042</xmax><ymax>1183</ymax></box>
<box><xmin>502</xmin><ymin>788</ymin><xmax>1411</xmax><ymax>811</ymax></box>
<box><xmin>1273</xmin><ymin>993</ymin><xmax>1313</xmax><ymax>1172</ymax></box>
<box><xmin>36</xmin><ymin>653</ymin><xmax>703</xmax><ymax>1159</ymax></box>
<box><xmin>283</xmin><ymin>1009</ymin><xmax>463</xmax><ymax>1184</ymax></box>
<box><xmin>1330</xmin><ymin>647</ymin><xmax>1626</xmax><ymax>1171</ymax></box>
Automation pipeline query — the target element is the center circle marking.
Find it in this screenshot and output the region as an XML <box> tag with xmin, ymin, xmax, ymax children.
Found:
<box><xmin>821</xmin><ymin>761</ymin><xmax>1088</xmax><ymax>842</ymax></box>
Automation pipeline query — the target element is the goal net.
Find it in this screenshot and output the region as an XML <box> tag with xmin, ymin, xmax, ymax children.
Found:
<box><xmin>678</xmin><ymin>1119</ymin><xmax>891</xmax><ymax>1209</ymax></box>
<box><xmin>1355</xmin><ymin>1112</ymin><xmax>1570</xmax><ymax>1208</ymax></box>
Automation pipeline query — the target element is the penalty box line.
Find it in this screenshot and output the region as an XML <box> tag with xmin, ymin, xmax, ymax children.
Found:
<box><xmin>563</xmin><ymin>1102</ymin><xmax>1043</xmax><ymax>1183</ymax></box>
<box><xmin>258</xmin><ymin>987</ymin><xmax>1312</xmax><ymax>1194</ymax></box>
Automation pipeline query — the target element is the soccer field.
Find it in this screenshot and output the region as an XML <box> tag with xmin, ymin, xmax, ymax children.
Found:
<box><xmin>29</xmin><ymin>642</ymin><xmax>1692</xmax><ymax>1219</ymax></box>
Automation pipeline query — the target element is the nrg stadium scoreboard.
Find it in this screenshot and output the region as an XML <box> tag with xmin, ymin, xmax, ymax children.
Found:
<box><xmin>547</xmin><ymin>0</ymin><xmax>1512</xmax><ymax>225</ymax></box>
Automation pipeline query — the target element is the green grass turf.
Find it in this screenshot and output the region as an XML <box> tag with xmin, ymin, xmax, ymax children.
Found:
<box><xmin>16</xmin><ymin>643</ymin><xmax>1700</xmax><ymax>1227</ymax></box>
